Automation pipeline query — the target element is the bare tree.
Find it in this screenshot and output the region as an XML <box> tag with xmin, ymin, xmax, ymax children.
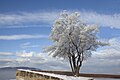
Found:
<box><xmin>45</xmin><ymin>11</ymin><xmax>107</xmax><ymax>76</ymax></box>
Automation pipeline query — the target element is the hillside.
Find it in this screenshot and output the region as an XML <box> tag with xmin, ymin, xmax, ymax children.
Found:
<box><xmin>0</xmin><ymin>67</ymin><xmax>39</xmax><ymax>80</ymax></box>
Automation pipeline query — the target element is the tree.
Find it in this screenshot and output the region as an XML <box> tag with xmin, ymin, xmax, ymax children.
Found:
<box><xmin>45</xmin><ymin>11</ymin><xmax>106</xmax><ymax>76</ymax></box>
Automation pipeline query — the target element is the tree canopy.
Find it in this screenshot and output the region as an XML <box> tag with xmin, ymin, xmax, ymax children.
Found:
<box><xmin>45</xmin><ymin>11</ymin><xmax>107</xmax><ymax>76</ymax></box>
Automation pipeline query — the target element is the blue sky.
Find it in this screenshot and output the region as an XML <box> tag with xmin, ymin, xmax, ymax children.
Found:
<box><xmin>0</xmin><ymin>0</ymin><xmax>120</xmax><ymax>74</ymax></box>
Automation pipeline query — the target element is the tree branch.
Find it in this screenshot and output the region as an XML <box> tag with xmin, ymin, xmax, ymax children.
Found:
<box><xmin>86</xmin><ymin>45</ymin><xmax>92</xmax><ymax>50</ymax></box>
<box><xmin>70</xmin><ymin>37</ymin><xmax>80</xmax><ymax>54</ymax></box>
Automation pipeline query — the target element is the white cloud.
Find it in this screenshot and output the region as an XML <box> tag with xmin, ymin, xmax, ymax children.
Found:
<box><xmin>21</xmin><ymin>42</ymin><xmax>31</xmax><ymax>46</ymax></box>
<box><xmin>0</xmin><ymin>37</ymin><xmax>120</xmax><ymax>73</ymax></box>
<box><xmin>80</xmin><ymin>11</ymin><xmax>120</xmax><ymax>29</ymax></box>
<box><xmin>0</xmin><ymin>50</ymin><xmax>69</xmax><ymax>70</ymax></box>
<box><xmin>92</xmin><ymin>37</ymin><xmax>120</xmax><ymax>59</ymax></box>
<box><xmin>0</xmin><ymin>58</ymin><xmax>14</xmax><ymax>62</ymax></box>
<box><xmin>1</xmin><ymin>11</ymin><xmax>120</xmax><ymax>29</ymax></box>
<box><xmin>0</xmin><ymin>52</ymin><xmax>13</xmax><ymax>56</ymax></box>
<box><xmin>0</xmin><ymin>11</ymin><xmax>58</xmax><ymax>28</ymax></box>
<box><xmin>20</xmin><ymin>42</ymin><xmax>40</xmax><ymax>48</ymax></box>
<box><xmin>80</xmin><ymin>37</ymin><xmax>120</xmax><ymax>74</ymax></box>
<box><xmin>16</xmin><ymin>51</ymin><xmax>34</xmax><ymax>57</ymax></box>
<box><xmin>0</xmin><ymin>34</ymin><xmax>48</xmax><ymax>40</ymax></box>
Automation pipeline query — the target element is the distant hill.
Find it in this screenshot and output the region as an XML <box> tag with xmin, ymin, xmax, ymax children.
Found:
<box><xmin>0</xmin><ymin>67</ymin><xmax>39</xmax><ymax>70</ymax></box>
<box><xmin>0</xmin><ymin>67</ymin><xmax>40</xmax><ymax>80</ymax></box>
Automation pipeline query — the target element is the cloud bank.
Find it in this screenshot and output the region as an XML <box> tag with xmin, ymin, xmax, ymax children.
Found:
<box><xmin>0</xmin><ymin>11</ymin><xmax>58</xmax><ymax>28</ymax></box>
<box><xmin>0</xmin><ymin>51</ymin><xmax>68</xmax><ymax>70</ymax></box>
<box><xmin>0</xmin><ymin>37</ymin><xmax>120</xmax><ymax>74</ymax></box>
<box><xmin>82</xmin><ymin>37</ymin><xmax>120</xmax><ymax>74</ymax></box>
<box><xmin>0</xmin><ymin>52</ymin><xmax>13</xmax><ymax>56</ymax></box>
<box><xmin>80</xmin><ymin>12</ymin><xmax>120</xmax><ymax>29</ymax></box>
<box><xmin>0</xmin><ymin>34</ymin><xmax>48</xmax><ymax>40</ymax></box>
<box><xmin>20</xmin><ymin>42</ymin><xmax>40</xmax><ymax>48</ymax></box>
<box><xmin>0</xmin><ymin>11</ymin><xmax>120</xmax><ymax>29</ymax></box>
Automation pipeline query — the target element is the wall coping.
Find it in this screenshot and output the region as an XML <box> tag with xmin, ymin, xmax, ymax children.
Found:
<box><xmin>17</xmin><ymin>69</ymin><xmax>91</xmax><ymax>80</ymax></box>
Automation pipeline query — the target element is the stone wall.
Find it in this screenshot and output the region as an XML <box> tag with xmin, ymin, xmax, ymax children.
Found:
<box><xmin>16</xmin><ymin>69</ymin><xmax>120</xmax><ymax>80</ymax></box>
<box><xmin>16</xmin><ymin>70</ymin><xmax>63</xmax><ymax>80</ymax></box>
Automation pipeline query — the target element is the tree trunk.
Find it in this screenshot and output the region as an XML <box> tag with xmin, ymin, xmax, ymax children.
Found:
<box><xmin>68</xmin><ymin>53</ymin><xmax>83</xmax><ymax>76</ymax></box>
<box><xmin>73</xmin><ymin>60</ymin><xmax>83</xmax><ymax>76</ymax></box>
<box><xmin>74</xmin><ymin>66</ymin><xmax>80</xmax><ymax>76</ymax></box>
